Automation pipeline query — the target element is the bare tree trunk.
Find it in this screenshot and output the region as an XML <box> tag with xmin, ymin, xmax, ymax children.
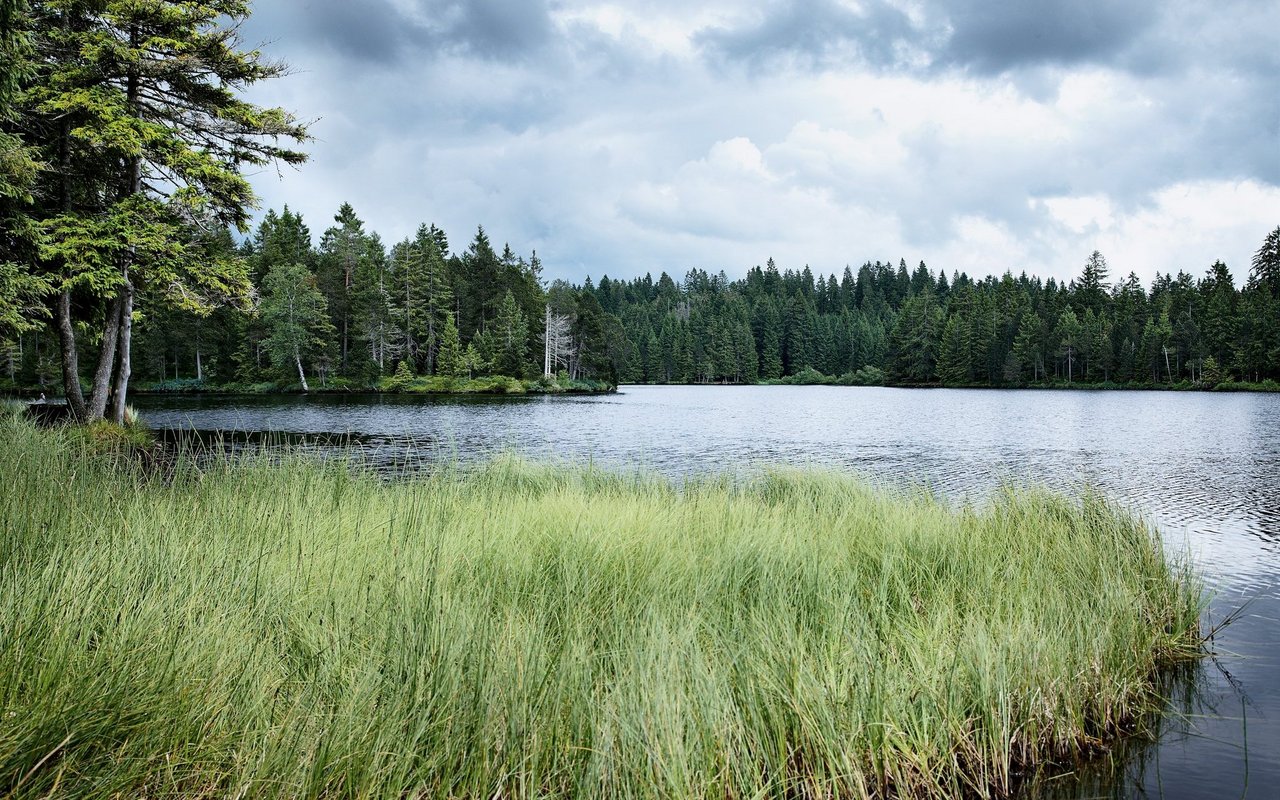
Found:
<box><xmin>55</xmin><ymin>290</ymin><xmax>88</xmax><ymax>420</ymax></box>
<box><xmin>110</xmin><ymin>281</ymin><xmax>133</xmax><ymax>423</ymax></box>
<box><xmin>295</xmin><ymin>349</ymin><xmax>309</xmax><ymax>392</ymax></box>
<box><xmin>544</xmin><ymin>304</ymin><xmax>551</xmax><ymax>377</ymax></box>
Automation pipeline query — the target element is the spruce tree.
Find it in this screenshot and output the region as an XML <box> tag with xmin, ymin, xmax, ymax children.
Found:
<box><xmin>316</xmin><ymin>203</ymin><xmax>374</xmax><ymax>373</ymax></box>
<box><xmin>15</xmin><ymin>1</ymin><xmax>307</xmax><ymax>420</ymax></box>
<box><xmin>1073</xmin><ymin>251</ymin><xmax>1111</xmax><ymax>315</ymax></box>
<box><xmin>492</xmin><ymin>290</ymin><xmax>529</xmax><ymax>377</ymax></box>
<box><xmin>937</xmin><ymin>314</ymin><xmax>972</xmax><ymax>385</ymax></box>
<box><xmin>436</xmin><ymin>312</ymin><xmax>464</xmax><ymax>378</ymax></box>
<box><xmin>1250</xmin><ymin>226</ymin><xmax>1280</xmax><ymax>292</ymax></box>
<box><xmin>889</xmin><ymin>290</ymin><xmax>941</xmax><ymax>383</ymax></box>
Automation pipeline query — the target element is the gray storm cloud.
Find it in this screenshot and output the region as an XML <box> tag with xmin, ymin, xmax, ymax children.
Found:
<box><xmin>239</xmin><ymin>1</ymin><xmax>1280</xmax><ymax>284</ymax></box>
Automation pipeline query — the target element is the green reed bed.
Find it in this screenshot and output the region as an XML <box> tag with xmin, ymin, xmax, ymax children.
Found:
<box><xmin>0</xmin><ymin>420</ymin><xmax>1202</xmax><ymax>798</ymax></box>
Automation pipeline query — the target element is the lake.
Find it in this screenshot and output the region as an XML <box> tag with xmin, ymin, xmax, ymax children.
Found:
<box><xmin>136</xmin><ymin>385</ymin><xmax>1280</xmax><ymax>799</ymax></box>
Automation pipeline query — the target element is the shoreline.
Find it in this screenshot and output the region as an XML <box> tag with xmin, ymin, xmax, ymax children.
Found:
<box><xmin>0</xmin><ymin>417</ymin><xmax>1206</xmax><ymax>798</ymax></box>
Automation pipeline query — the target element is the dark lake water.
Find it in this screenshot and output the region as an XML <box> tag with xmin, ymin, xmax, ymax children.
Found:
<box><xmin>136</xmin><ymin>385</ymin><xmax>1280</xmax><ymax>799</ymax></box>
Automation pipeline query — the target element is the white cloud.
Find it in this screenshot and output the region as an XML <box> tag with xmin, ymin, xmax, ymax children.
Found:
<box><xmin>238</xmin><ymin>1</ymin><xmax>1280</xmax><ymax>289</ymax></box>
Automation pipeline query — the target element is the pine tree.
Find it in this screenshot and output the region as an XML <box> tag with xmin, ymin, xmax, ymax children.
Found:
<box><xmin>1055</xmin><ymin>309</ymin><xmax>1082</xmax><ymax>382</ymax></box>
<box><xmin>492</xmin><ymin>290</ymin><xmax>530</xmax><ymax>377</ymax></box>
<box><xmin>0</xmin><ymin>0</ymin><xmax>43</xmax><ymax>336</ymax></box>
<box><xmin>1073</xmin><ymin>251</ymin><xmax>1111</xmax><ymax>315</ymax></box>
<box><xmin>1250</xmin><ymin>226</ymin><xmax>1280</xmax><ymax>292</ymax></box>
<box><xmin>889</xmin><ymin>290</ymin><xmax>941</xmax><ymax>383</ymax></box>
<box><xmin>436</xmin><ymin>313</ymin><xmax>464</xmax><ymax>378</ymax></box>
<box><xmin>316</xmin><ymin>203</ymin><xmax>375</xmax><ymax>374</ymax></box>
<box><xmin>458</xmin><ymin>226</ymin><xmax>500</xmax><ymax>336</ymax></box>
<box><xmin>352</xmin><ymin>233</ymin><xmax>394</xmax><ymax>377</ymax></box>
<box><xmin>16</xmin><ymin>1</ymin><xmax>307</xmax><ymax>421</ymax></box>
<box><xmin>385</xmin><ymin>359</ymin><xmax>414</xmax><ymax>392</ymax></box>
<box><xmin>1200</xmin><ymin>261</ymin><xmax>1237</xmax><ymax>368</ymax></box>
<box><xmin>1012</xmin><ymin>316</ymin><xmax>1041</xmax><ymax>383</ymax></box>
<box><xmin>760</xmin><ymin>321</ymin><xmax>783</xmax><ymax>379</ymax></box>
<box><xmin>937</xmin><ymin>313</ymin><xmax>972</xmax><ymax>385</ymax></box>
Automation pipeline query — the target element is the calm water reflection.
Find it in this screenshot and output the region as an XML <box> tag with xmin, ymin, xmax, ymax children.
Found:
<box><xmin>137</xmin><ymin>385</ymin><xmax>1280</xmax><ymax>799</ymax></box>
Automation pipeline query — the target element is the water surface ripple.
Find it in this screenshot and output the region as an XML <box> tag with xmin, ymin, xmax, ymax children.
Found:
<box><xmin>137</xmin><ymin>385</ymin><xmax>1280</xmax><ymax>799</ymax></box>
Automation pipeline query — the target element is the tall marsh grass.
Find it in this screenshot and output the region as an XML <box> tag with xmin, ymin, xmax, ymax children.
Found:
<box><xmin>0</xmin><ymin>420</ymin><xmax>1202</xmax><ymax>798</ymax></box>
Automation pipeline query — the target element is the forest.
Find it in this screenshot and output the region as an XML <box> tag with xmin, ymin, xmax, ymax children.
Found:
<box><xmin>0</xmin><ymin>2</ymin><xmax>1276</xmax><ymax>401</ymax></box>
<box><xmin>6</xmin><ymin>206</ymin><xmax>1278</xmax><ymax>393</ymax></box>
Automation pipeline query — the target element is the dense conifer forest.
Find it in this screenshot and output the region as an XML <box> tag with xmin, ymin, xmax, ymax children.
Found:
<box><xmin>4</xmin><ymin>204</ymin><xmax>1279</xmax><ymax>392</ymax></box>
<box><xmin>1</xmin><ymin>4</ymin><xmax>1276</xmax><ymax>400</ymax></box>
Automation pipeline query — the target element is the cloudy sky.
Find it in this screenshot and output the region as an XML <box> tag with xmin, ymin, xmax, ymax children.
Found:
<box><xmin>239</xmin><ymin>0</ymin><xmax>1280</xmax><ymax>286</ymax></box>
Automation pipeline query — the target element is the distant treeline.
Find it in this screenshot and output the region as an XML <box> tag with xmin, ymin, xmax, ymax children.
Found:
<box><xmin>606</xmin><ymin>230</ymin><xmax>1280</xmax><ymax>389</ymax></box>
<box><xmin>4</xmin><ymin>205</ymin><xmax>1278</xmax><ymax>391</ymax></box>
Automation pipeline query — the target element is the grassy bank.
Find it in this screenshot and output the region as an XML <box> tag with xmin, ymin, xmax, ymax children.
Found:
<box><xmin>124</xmin><ymin>374</ymin><xmax>616</xmax><ymax>396</ymax></box>
<box><xmin>0</xmin><ymin>421</ymin><xmax>1202</xmax><ymax>798</ymax></box>
<box><xmin>758</xmin><ymin>368</ymin><xmax>1280</xmax><ymax>392</ymax></box>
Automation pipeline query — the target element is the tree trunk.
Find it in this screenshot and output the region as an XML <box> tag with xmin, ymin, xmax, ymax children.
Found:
<box><xmin>107</xmin><ymin>24</ymin><xmax>142</xmax><ymax>425</ymax></box>
<box><xmin>110</xmin><ymin>281</ymin><xmax>133</xmax><ymax>424</ymax></box>
<box><xmin>54</xmin><ymin>19</ymin><xmax>88</xmax><ymax>421</ymax></box>
<box><xmin>55</xmin><ymin>290</ymin><xmax>88</xmax><ymax>420</ymax></box>
<box><xmin>295</xmin><ymin>349</ymin><xmax>309</xmax><ymax>392</ymax></box>
<box><xmin>86</xmin><ymin>295</ymin><xmax>123</xmax><ymax>421</ymax></box>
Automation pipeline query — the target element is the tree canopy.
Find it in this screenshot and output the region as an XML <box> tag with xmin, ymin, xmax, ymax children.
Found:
<box><xmin>1</xmin><ymin>0</ymin><xmax>307</xmax><ymax>419</ymax></box>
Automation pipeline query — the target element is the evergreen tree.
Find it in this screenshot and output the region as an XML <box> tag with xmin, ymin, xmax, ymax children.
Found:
<box><xmin>1073</xmin><ymin>251</ymin><xmax>1111</xmax><ymax>315</ymax></box>
<box><xmin>492</xmin><ymin>290</ymin><xmax>530</xmax><ymax>377</ymax></box>
<box><xmin>1055</xmin><ymin>309</ymin><xmax>1082</xmax><ymax>382</ymax></box>
<box><xmin>248</xmin><ymin>207</ymin><xmax>313</xmax><ymax>284</ymax></box>
<box><xmin>1200</xmin><ymin>261</ymin><xmax>1237</xmax><ymax>369</ymax></box>
<box><xmin>458</xmin><ymin>226</ymin><xmax>500</xmax><ymax>336</ymax></box>
<box><xmin>416</xmin><ymin>227</ymin><xmax>453</xmax><ymax>373</ymax></box>
<box><xmin>17</xmin><ymin>1</ymin><xmax>307</xmax><ymax>421</ymax></box>
<box><xmin>316</xmin><ymin>203</ymin><xmax>375</xmax><ymax>374</ymax></box>
<box><xmin>261</xmin><ymin>263</ymin><xmax>334</xmax><ymax>392</ymax></box>
<box><xmin>1250</xmin><ymin>226</ymin><xmax>1280</xmax><ymax>292</ymax></box>
<box><xmin>352</xmin><ymin>233</ymin><xmax>393</xmax><ymax>377</ymax></box>
<box><xmin>937</xmin><ymin>313</ymin><xmax>972</xmax><ymax>385</ymax></box>
<box><xmin>889</xmin><ymin>289</ymin><xmax>941</xmax><ymax>383</ymax></box>
<box><xmin>436</xmin><ymin>312</ymin><xmax>464</xmax><ymax>378</ymax></box>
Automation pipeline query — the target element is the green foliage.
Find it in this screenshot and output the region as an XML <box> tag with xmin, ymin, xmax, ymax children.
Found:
<box><xmin>37</xmin><ymin>194</ymin><xmax>1274</xmax><ymax>396</ymax></box>
<box><xmin>937</xmin><ymin>312</ymin><xmax>973</xmax><ymax>385</ymax></box>
<box><xmin>1202</xmin><ymin>355</ymin><xmax>1222</xmax><ymax>386</ymax></box>
<box><xmin>133</xmin><ymin>377</ymin><xmax>206</xmax><ymax>393</ymax></box>
<box><xmin>764</xmin><ymin>365</ymin><xmax>835</xmax><ymax>385</ymax></box>
<box><xmin>0</xmin><ymin>421</ymin><xmax>1203</xmax><ymax>798</ymax></box>
<box><xmin>890</xmin><ymin>289</ymin><xmax>942</xmax><ymax>383</ymax></box>
<box><xmin>381</xmin><ymin>359</ymin><xmax>415</xmax><ymax>392</ymax></box>
<box><xmin>846</xmin><ymin>364</ymin><xmax>886</xmax><ymax>385</ymax></box>
<box><xmin>260</xmin><ymin>262</ymin><xmax>335</xmax><ymax>389</ymax></box>
<box><xmin>65</xmin><ymin>418</ymin><xmax>154</xmax><ymax>455</ymax></box>
<box><xmin>1</xmin><ymin>0</ymin><xmax>308</xmax><ymax>420</ymax></box>
<box><xmin>435</xmin><ymin>313</ymin><xmax>464</xmax><ymax>378</ymax></box>
<box><xmin>491</xmin><ymin>290</ymin><xmax>530</xmax><ymax>377</ymax></box>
